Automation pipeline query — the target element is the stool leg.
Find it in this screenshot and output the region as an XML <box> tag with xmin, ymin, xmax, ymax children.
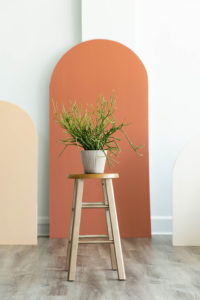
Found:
<box><xmin>68</xmin><ymin>179</ymin><xmax>84</xmax><ymax>281</ymax></box>
<box><xmin>105</xmin><ymin>179</ymin><xmax>126</xmax><ymax>280</ymax></box>
<box><xmin>65</xmin><ymin>179</ymin><xmax>78</xmax><ymax>271</ymax></box>
<box><xmin>102</xmin><ymin>179</ymin><xmax>117</xmax><ymax>270</ymax></box>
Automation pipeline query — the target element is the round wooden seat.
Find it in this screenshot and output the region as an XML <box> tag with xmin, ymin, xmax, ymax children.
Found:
<box><xmin>67</xmin><ymin>173</ymin><xmax>119</xmax><ymax>179</ymax></box>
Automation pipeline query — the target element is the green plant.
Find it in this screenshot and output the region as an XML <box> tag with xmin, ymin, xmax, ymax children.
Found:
<box><xmin>53</xmin><ymin>94</ymin><xmax>144</xmax><ymax>166</ymax></box>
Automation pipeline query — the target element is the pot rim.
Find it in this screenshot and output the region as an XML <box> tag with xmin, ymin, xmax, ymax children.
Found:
<box><xmin>81</xmin><ymin>150</ymin><xmax>107</xmax><ymax>153</ymax></box>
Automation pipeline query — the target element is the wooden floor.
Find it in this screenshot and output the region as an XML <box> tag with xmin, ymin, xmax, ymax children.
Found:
<box><xmin>0</xmin><ymin>236</ymin><xmax>200</xmax><ymax>300</ymax></box>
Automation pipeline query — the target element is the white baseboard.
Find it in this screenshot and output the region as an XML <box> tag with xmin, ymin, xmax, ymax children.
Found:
<box><xmin>38</xmin><ymin>216</ymin><xmax>172</xmax><ymax>236</ymax></box>
<box><xmin>151</xmin><ymin>216</ymin><xmax>172</xmax><ymax>235</ymax></box>
<box><xmin>38</xmin><ymin>217</ymin><xmax>49</xmax><ymax>236</ymax></box>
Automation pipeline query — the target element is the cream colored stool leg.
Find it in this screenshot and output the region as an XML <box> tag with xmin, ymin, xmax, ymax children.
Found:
<box><xmin>102</xmin><ymin>179</ymin><xmax>117</xmax><ymax>270</ymax></box>
<box><xmin>65</xmin><ymin>179</ymin><xmax>78</xmax><ymax>271</ymax></box>
<box><xmin>105</xmin><ymin>179</ymin><xmax>126</xmax><ymax>280</ymax></box>
<box><xmin>68</xmin><ymin>179</ymin><xmax>84</xmax><ymax>281</ymax></box>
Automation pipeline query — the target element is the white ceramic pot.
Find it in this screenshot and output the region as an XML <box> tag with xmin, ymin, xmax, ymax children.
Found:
<box><xmin>81</xmin><ymin>150</ymin><xmax>107</xmax><ymax>174</ymax></box>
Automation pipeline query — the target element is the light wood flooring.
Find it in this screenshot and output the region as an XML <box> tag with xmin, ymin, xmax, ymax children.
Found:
<box><xmin>0</xmin><ymin>236</ymin><xmax>200</xmax><ymax>300</ymax></box>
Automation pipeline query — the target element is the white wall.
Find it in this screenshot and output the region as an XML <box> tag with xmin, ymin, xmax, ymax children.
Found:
<box><xmin>82</xmin><ymin>0</ymin><xmax>136</xmax><ymax>49</ymax></box>
<box><xmin>1</xmin><ymin>0</ymin><xmax>200</xmax><ymax>235</ymax></box>
<box><xmin>0</xmin><ymin>0</ymin><xmax>81</xmax><ymax>235</ymax></box>
<box><xmin>82</xmin><ymin>0</ymin><xmax>200</xmax><ymax>234</ymax></box>
<box><xmin>135</xmin><ymin>0</ymin><xmax>200</xmax><ymax>233</ymax></box>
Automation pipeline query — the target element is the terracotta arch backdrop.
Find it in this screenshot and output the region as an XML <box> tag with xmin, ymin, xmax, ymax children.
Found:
<box><xmin>50</xmin><ymin>39</ymin><xmax>151</xmax><ymax>238</ymax></box>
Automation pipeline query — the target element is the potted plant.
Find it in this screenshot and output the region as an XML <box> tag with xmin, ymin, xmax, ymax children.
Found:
<box><xmin>53</xmin><ymin>94</ymin><xmax>143</xmax><ymax>173</ymax></box>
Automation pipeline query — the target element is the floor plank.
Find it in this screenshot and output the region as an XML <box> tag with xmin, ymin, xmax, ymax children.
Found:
<box><xmin>0</xmin><ymin>236</ymin><xmax>200</xmax><ymax>299</ymax></box>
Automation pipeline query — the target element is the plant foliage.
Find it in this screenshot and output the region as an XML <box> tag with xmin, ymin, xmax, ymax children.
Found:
<box><xmin>53</xmin><ymin>94</ymin><xmax>144</xmax><ymax>166</ymax></box>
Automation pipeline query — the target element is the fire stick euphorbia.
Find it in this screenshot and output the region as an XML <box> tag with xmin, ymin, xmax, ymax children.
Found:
<box><xmin>53</xmin><ymin>94</ymin><xmax>144</xmax><ymax>167</ymax></box>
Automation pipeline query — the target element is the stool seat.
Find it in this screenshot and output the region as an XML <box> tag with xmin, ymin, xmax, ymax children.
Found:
<box><xmin>67</xmin><ymin>173</ymin><xmax>119</xmax><ymax>179</ymax></box>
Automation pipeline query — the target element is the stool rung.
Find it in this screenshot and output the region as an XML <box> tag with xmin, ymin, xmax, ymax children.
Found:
<box><xmin>79</xmin><ymin>239</ymin><xmax>114</xmax><ymax>244</ymax></box>
<box><xmin>79</xmin><ymin>235</ymin><xmax>108</xmax><ymax>238</ymax></box>
<box><xmin>82</xmin><ymin>202</ymin><xmax>109</xmax><ymax>208</ymax></box>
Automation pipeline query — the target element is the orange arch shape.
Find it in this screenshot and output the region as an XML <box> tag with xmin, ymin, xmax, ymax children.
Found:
<box><xmin>50</xmin><ymin>39</ymin><xmax>151</xmax><ymax>238</ymax></box>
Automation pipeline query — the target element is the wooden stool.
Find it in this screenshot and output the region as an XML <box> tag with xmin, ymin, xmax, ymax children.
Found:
<box><xmin>65</xmin><ymin>173</ymin><xmax>126</xmax><ymax>281</ymax></box>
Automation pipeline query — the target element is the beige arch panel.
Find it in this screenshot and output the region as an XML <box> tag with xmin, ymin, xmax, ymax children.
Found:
<box><xmin>0</xmin><ymin>101</ymin><xmax>37</xmax><ymax>245</ymax></box>
<box><xmin>173</xmin><ymin>136</ymin><xmax>200</xmax><ymax>246</ymax></box>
